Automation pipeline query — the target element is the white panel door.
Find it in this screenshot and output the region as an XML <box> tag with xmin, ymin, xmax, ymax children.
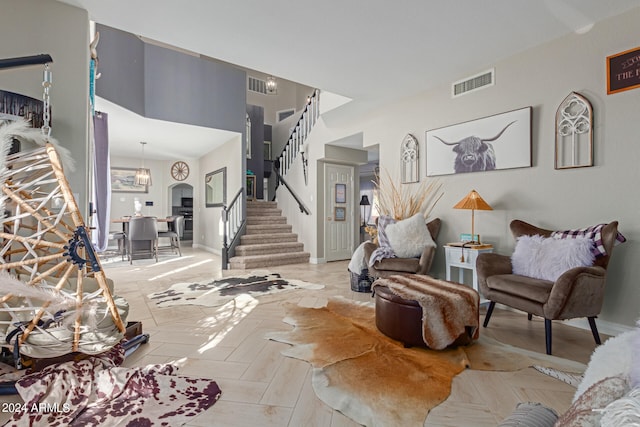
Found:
<box><xmin>325</xmin><ymin>163</ymin><xmax>354</xmax><ymax>261</ymax></box>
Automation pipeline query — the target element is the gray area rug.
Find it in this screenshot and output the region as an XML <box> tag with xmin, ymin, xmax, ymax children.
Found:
<box><xmin>148</xmin><ymin>271</ymin><xmax>324</xmax><ymax>307</ymax></box>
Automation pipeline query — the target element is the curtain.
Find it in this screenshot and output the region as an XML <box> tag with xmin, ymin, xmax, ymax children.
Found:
<box><xmin>92</xmin><ymin>111</ymin><xmax>111</xmax><ymax>251</ymax></box>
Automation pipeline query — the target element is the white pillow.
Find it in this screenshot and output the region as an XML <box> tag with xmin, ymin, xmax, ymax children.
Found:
<box><xmin>384</xmin><ymin>213</ymin><xmax>436</xmax><ymax>258</ymax></box>
<box><xmin>511</xmin><ymin>235</ymin><xmax>595</xmax><ymax>282</ymax></box>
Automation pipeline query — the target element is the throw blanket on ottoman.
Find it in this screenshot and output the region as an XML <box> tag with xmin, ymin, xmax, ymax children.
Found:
<box><xmin>373</xmin><ymin>274</ymin><xmax>479</xmax><ymax>350</ymax></box>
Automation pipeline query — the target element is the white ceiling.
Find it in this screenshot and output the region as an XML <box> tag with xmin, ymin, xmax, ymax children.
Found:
<box><xmin>60</xmin><ymin>0</ymin><xmax>640</xmax><ymax>159</ymax></box>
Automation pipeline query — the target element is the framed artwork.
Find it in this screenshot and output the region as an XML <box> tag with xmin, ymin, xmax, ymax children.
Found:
<box><xmin>334</xmin><ymin>207</ymin><xmax>346</xmax><ymax>221</ymax></box>
<box><xmin>111</xmin><ymin>167</ymin><xmax>148</xmax><ymax>193</ymax></box>
<box><xmin>335</xmin><ymin>184</ymin><xmax>346</xmax><ymax>203</ymax></box>
<box><xmin>426</xmin><ymin>106</ymin><xmax>532</xmax><ymax>176</ymax></box>
<box><xmin>607</xmin><ymin>46</ymin><xmax>640</xmax><ymax>95</ymax></box>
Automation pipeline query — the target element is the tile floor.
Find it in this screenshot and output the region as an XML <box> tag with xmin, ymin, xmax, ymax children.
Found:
<box><xmin>0</xmin><ymin>247</ymin><xmax>604</xmax><ymax>426</ymax></box>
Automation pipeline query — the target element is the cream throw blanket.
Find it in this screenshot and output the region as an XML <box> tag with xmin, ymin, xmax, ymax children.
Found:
<box><xmin>373</xmin><ymin>274</ymin><xmax>479</xmax><ymax>349</ymax></box>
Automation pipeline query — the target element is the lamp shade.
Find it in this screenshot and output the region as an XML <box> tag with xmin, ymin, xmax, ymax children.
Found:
<box><xmin>453</xmin><ymin>190</ymin><xmax>492</xmax><ymax>211</ymax></box>
<box><xmin>359</xmin><ymin>195</ymin><xmax>371</xmax><ymax>206</ymax></box>
<box><xmin>453</xmin><ymin>190</ymin><xmax>492</xmax><ymax>244</ymax></box>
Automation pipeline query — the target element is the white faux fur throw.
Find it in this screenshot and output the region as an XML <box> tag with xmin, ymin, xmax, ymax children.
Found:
<box><xmin>373</xmin><ymin>275</ymin><xmax>479</xmax><ymax>350</ymax></box>
<box><xmin>0</xmin><ymin>119</ymin><xmax>75</xmax><ymax>172</ymax></box>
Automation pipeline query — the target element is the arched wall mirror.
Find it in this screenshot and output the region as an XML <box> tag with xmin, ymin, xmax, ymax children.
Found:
<box><xmin>205</xmin><ymin>167</ymin><xmax>226</xmax><ymax>207</ymax></box>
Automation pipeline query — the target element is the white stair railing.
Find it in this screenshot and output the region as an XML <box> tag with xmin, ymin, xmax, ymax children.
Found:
<box><xmin>276</xmin><ymin>89</ymin><xmax>320</xmax><ymax>177</ymax></box>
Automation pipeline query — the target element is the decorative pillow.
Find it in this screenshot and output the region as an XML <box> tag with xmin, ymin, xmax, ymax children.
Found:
<box><xmin>497</xmin><ymin>402</ymin><xmax>558</xmax><ymax>427</ymax></box>
<box><xmin>384</xmin><ymin>213</ymin><xmax>436</xmax><ymax>258</ymax></box>
<box><xmin>556</xmin><ymin>375</ymin><xmax>629</xmax><ymax>427</ymax></box>
<box><xmin>551</xmin><ymin>223</ymin><xmax>627</xmax><ymax>258</ymax></box>
<box><xmin>511</xmin><ymin>235</ymin><xmax>595</xmax><ymax>282</ymax></box>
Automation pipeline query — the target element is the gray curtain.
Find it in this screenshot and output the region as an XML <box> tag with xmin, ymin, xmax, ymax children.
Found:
<box><xmin>92</xmin><ymin>112</ymin><xmax>111</xmax><ymax>251</ymax></box>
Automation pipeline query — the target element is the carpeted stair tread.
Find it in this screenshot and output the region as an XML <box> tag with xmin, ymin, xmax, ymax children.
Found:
<box><xmin>235</xmin><ymin>242</ymin><xmax>304</xmax><ymax>256</ymax></box>
<box><xmin>229</xmin><ymin>252</ymin><xmax>311</xmax><ymax>269</ymax></box>
<box><xmin>246</xmin><ymin>216</ymin><xmax>287</xmax><ymax>225</ymax></box>
<box><xmin>240</xmin><ymin>233</ymin><xmax>299</xmax><ymax>245</ymax></box>
<box><xmin>246</xmin><ymin>201</ymin><xmax>278</xmax><ymax>210</ymax></box>
<box><xmin>245</xmin><ymin>224</ymin><xmax>292</xmax><ymax>234</ymax></box>
<box><xmin>247</xmin><ymin>207</ymin><xmax>282</xmax><ymax>216</ymax></box>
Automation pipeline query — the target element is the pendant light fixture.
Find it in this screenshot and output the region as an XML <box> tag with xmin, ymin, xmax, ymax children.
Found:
<box><xmin>134</xmin><ymin>141</ymin><xmax>152</xmax><ymax>186</ymax></box>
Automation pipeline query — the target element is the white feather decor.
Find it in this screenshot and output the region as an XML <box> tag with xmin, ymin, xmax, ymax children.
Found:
<box><xmin>0</xmin><ymin>118</ymin><xmax>75</xmax><ymax>172</ymax></box>
<box><xmin>0</xmin><ymin>271</ymin><xmax>76</xmax><ymax>315</ymax></box>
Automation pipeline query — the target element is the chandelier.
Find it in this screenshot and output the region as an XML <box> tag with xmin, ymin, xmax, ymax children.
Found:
<box><xmin>134</xmin><ymin>141</ymin><xmax>152</xmax><ymax>186</ymax></box>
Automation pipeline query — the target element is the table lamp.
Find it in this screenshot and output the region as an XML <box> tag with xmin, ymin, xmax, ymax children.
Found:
<box><xmin>453</xmin><ymin>189</ymin><xmax>492</xmax><ymax>244</ymax></box>
<box><xmin>359</xmin><ymin>195</ymin><xmax>371</xmax><ymax>226</ymax></box>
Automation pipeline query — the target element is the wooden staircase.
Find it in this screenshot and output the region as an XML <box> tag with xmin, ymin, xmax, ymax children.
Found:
<box><xmin>228</xmin><ymin>200</ymin><xmax>310</xmax><ymax>269</ymax></box>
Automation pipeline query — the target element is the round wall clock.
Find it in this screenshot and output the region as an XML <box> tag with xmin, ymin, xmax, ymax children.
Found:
<box><xmin>171</xmin><ymin>161</ymin><xmax>189</xmax><ymax>181</ymax></box>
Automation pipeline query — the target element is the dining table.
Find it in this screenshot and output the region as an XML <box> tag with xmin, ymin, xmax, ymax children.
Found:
<box><xmin>111</xmin><ymin>216</ymin><xmax>173</xmax><ymax>258</ymax></box>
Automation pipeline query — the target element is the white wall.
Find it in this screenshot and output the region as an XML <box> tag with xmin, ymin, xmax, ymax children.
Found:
<box><xmin>196</xmin><ymin>135</ymin><xmax>242</xmax><ymax>254</ymax></box>
<box><xmin>109</xmin><ymin>156</ymin><xmax>195</xmax><ymax>219</ymax></box>
<box><xmin>0</xmin><ymin>0</ymin><xmax>90</xmax><ymax>215</ymax></box>
<box><xmin>311</xmin><ymin>8</ymin><xmax>640</xmax><ymax>328</ymax></box>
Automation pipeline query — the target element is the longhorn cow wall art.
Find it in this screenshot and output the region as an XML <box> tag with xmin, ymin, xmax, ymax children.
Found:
<box><xmin>425</xmin><ymin>107</ymin><xmax>532</xmax><ymax>176</ymax></box>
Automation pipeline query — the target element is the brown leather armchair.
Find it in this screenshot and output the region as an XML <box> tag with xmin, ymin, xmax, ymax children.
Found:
<box><xmin>363</xmin><ymin>218</ymin><xmax>441</xmax><ymax>279</ymax></box>
<box><xmin>477</xmin><ymin>219</ymin><xmax>620</xmax><ymax>355</ymax></box>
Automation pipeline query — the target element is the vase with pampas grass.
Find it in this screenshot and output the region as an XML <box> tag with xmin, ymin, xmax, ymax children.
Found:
<box><xmin>373</xmin><ymin>168</ymin><xmax>443</xmax><ymax>221</ymax></box>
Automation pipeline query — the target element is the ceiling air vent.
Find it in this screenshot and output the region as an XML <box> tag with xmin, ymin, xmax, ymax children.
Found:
<box><xmin>452</xmin><ymin>69</ymin><xmax>495</xmax><ymax>98</ymax></box>
<box><xmin>248</xmin><ymin>76</ymin><xmax>267</xmax><ymax>95</ymax></box>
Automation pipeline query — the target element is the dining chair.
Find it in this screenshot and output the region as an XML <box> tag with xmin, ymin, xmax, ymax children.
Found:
<box><xmin>158</xmin><ymin>215</ymin><xmax>183</xmax><ymax>256</ymax></box>
<box><xmin>127</xmin><ymin>216</ymin><xmax>158</xmax><ymax>264</ymax></box>
<box><xmin>108</xmin><ymin>230</ymin><xmax>127</xmax><ymax>261</ymax></box>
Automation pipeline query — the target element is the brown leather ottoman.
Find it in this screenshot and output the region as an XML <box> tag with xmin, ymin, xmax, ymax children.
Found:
<box><xmin>373</xmin><ymin>275</ymin><xmax>479</xmax><ymax>349</ymax></box>
<box><xmin>374</xmin><ymin>285</ymin><xmax>425</xmax><ymax>347</ymax></box>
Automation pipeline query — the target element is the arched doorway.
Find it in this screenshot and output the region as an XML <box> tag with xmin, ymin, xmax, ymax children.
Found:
<box><xmin>169</xmin><ymin>183</ymin><xmax>194</xmax><ymax>242</ymax></box>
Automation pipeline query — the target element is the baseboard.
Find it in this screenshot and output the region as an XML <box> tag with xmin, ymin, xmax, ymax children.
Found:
<box><xmin>494</xmin><ymin>303</ymin><xmax>633</xmax><ymax>336</ymax></box>
<box><xmin>310</xmin><ymin>257</ymin><xmax>326</xmax><ymax>264</ymax></box>
<box><xmin>192</xmin><ymin>243</ymin><xmax>220</xmax><ymax>255</ymax></box>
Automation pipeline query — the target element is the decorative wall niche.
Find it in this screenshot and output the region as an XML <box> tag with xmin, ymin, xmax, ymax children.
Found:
<box><xmin>401</xmin><ymin>134</ymin><xmax>419</xmax><ymax>183</ymax></box>
<box><xmin>555</xmin><ymin>92</ymin><xmax>593</xmax><ymax>169</ymax></box>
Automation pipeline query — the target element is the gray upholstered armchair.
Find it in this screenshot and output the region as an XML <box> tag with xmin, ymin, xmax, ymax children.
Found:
<box><xmin>363</xmin><ymin>218</ymin><xmax>441</xmax><ymax>279</ymax></box>
<box><xmin>477</xmin><ymin>219</ymin><xmax>621</xmax><ymax>355</ymax></box>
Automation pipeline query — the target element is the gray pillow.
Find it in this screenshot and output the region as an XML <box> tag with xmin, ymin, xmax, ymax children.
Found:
<box><xmin>498</xmin><ymin>402</ymin><xmax>558</xmax><ymax>427</ymax></box>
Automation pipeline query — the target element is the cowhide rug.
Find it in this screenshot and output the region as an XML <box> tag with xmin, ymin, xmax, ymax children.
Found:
<box><xmin>148</xmin><ymin>271</ymin><xmax>324</xmax><ymax>308</ymax></box>
<box><xmin>6</xmin><ymin>344</ymin><xmax>221</xmax><ymax>426</ymax></box>
<box><xmin>266</xmin><ymin>297</ymin><xmax>585</xmax><ymax>427</ymax></box>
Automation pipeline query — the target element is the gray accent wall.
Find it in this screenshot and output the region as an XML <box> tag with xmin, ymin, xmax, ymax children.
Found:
<box><xmin>96</xmin><ymin>24</ymin><xmax>247</xmax><ymax>136</ymax></box>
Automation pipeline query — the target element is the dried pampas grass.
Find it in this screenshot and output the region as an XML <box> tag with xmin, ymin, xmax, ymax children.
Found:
<box><xmin>374</xmin><ymin>168</ymin><xmax>443</xmax><ymax>220</ymax></box>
